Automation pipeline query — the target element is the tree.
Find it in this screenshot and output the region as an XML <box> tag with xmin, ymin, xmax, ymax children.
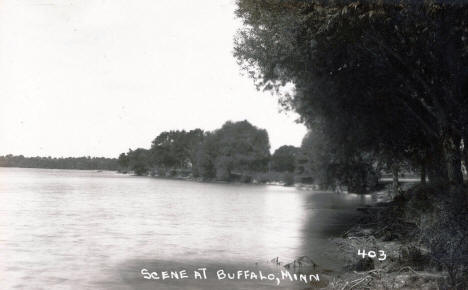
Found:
<box><xmin>150</xmin><ymin>131</ymin><xmax>186</xmax><ymax>172</ymax></box>
<box><xmin>297</xmin><ymin>130</ymin><xmax>379</xmax><ymax>193</ymax></box>
<box><xmin>194</xmin><ymin>132</ymin><xmax>218</xmax><ymax>179</ymax></box>
<box><xmin>127</xmin><ymin>148</ymin><xmax>150</xmax><ymax>176</ymax></box>
<box><xmin>119</xmin><ymin>123</ymin><xmax>270</xmax><ymax>181</ymax></box>
<box><xmin>185</xmin><ymin>129</ymin><xmax>205</xmax><ymax>175</ymax></box>
<box><xmin>149</xmin><ymin>129</ymin><xmax>205</xmax><ymax>176</ymax></box>
<box><xmin>118</xmin><ymin>153</ymin><xmax>129</xmax><ymax>172</ymax></box>
<box><xmin>234</xmin><ymin>0</ymin><xmax>468</xmax><ymax>196</ymax></box>
<box><xmin>0</xmin><ymin>155</ymin><xmax>118</xmax><ymax>170</ymax></box>
<box><xmin>270</xmin><ymin>145</ymin><xmax>299</xmax><ymax>172</ymax></box>
<box><xmin>194</xmin><ymin>120</ymin><xmax>271</xmax><ymax>181</ymax></box>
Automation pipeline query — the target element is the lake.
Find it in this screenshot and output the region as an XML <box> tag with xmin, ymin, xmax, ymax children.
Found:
<box><xmin>0</xmin><ymin>168</ymin><xmax>374</xmax><ymax>289</ymax></box>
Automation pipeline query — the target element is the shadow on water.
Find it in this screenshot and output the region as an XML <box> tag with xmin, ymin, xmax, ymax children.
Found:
<box><xmin>298</xmin><ymin>191</ymin><xmax>374</xmax><ymax>271</ymax></box>
<box><xmin>99</xmin><ymin>191</ymin><xmax>373</xmax><ymax>290</ymax></box>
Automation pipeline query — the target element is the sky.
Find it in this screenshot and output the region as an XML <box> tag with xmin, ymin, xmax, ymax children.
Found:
<box><xmin>0</xmin><ymin>0</ymin><xmax>307</xmax><ymax>158</ymax></box>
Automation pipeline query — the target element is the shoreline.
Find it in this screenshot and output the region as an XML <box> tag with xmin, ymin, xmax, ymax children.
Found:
<box><xmin>318</xmin><ymin>185</ymin><xmax>449</xmax><ymax>289</ymax></box>
<box><xmin>118</xmin><ymin>170</ymin><xmax>304</xmax><ymax>188</ymax></box>
<box><xmin>1</xmin><ymin>166</ymin><xmax>406</xmax><ymax>193</ymax></box>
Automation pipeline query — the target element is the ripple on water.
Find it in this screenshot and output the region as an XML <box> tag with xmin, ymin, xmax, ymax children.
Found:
<box><xmin>0</xmin><ymin>168</ymin><xmax>374</xmax><ymax>289</ymax></box>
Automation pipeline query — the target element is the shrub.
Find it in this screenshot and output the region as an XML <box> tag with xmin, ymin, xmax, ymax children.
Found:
<box><xmin>282</xmin><ymin>172</ymin><xmax>295</xmax><ymax>186</ymax></box>
<box><xmin>405</xmin><ymin>185</ymin><xmax>468</xmax><ymax>287</ymax></box>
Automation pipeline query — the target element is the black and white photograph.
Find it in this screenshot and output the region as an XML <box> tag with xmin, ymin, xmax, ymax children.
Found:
<box><xmin>1</xmin><ymin>0</ymin><xmax>468</xmax><ymax>289</ymax></box>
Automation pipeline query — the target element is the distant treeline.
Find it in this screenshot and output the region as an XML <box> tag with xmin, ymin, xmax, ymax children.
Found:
<box><xmin>0</xmin><ymin>155</ymin><xmax>118</xmax><ymax>170</ymax></box>
<box><xmin>0</xmin><ymin>120</ymin><xmax>385</xmax><ymax>192</ymax></box>
<box><xmin>118</xmin><ymin>120</ymin><xmax>381</xmax><ymax>192</ymax></box>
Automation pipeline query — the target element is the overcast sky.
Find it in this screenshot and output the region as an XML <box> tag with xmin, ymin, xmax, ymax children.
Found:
<box><xmin>0</xmin><ymin>0</ymin><xmax>307</xmax><ymax>158</ymax></box>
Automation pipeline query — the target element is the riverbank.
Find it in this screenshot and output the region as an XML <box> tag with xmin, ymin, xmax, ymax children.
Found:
<box><xmin>120</xmin><ymin>170</ymin><xmax>301</xmax><ymax>188</ymax></box>
<box><xmin>315</xmin><ymin>183</ymin><xmax>468</xmax><ymax>289</ymax></box>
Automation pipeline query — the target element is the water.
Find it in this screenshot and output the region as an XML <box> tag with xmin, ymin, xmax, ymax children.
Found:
<box><xmin>0</xmin><ymin>168</ymin><xmax>373</xmax><ymax>289</ymax></box>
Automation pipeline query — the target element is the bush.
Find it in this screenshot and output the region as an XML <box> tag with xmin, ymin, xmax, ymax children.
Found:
<box><xmin>404</xmin><ymin>185</ymin><xmax>468</xmax><ymax>287</ymax></box>
<box><xmin>400</xmin><ymin>245</ymin><xmax>430</xmax><ymax>271</ymax></box>
<box><xmin>282</xmin><ymin>172</ymin><xmax>295</xmax><ymax>186</ymax></box>
<box><xmin>253</xmin><ymin>172</ymin><xmax>271</xmax><ymax>183</ymax></box>
<box><xmin>354</xmin><ymin>257</ymin><xmax>374</xmax><ymax>272</ymax></box>
<box><xmin>240</xmin><ymin>174</ymin><xmax>252</xmax><ymax>183</ymax></box>
<box><xmin>250</xmin><ymin>171</ymin><xmax>286</xmax><ymax>184</ymax></box>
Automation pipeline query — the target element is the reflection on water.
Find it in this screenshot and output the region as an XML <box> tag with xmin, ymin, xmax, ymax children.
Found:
<box><xmin>0</xmin><ymin>168</ymin><xmax>373</xmax><ymax>289</ymax></box>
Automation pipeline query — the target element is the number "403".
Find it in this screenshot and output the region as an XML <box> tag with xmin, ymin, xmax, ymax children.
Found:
<box><xmin>358</xmin><ymin>249</ymin><xmax>386</xmax><ymax>261</ymax></box>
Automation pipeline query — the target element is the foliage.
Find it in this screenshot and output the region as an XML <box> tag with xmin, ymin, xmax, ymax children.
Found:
<box><xmin>0</xmin><ymin>155</ymin><xmax>118</xmax><ymax>170</ymax></box>
<box><xmin>234</xmin><ymin>0</ymin><xmax>468</xmax><ymax>195</ymax></box>
<box><xmin>282</xmin><ymin>171</ymin><xmax>296</xmax><ymax>186</ymax></box>
<box><xmin>297</xmin><ymin>130</ymin><xmax>380</xmax><ymax>192</ymax></box>
<box><xmin>118</xmin><ymin>153</ymin><xmax>129</xmax><ymax>171</ymax></box>
<box><xmin>270</xmin><ymin>145</ymin><xmax>299</xmax><ymax>172</ymax></box>
<box><xmin>149</xmin><ymin>129</ymin><xmax>204</xmax><ymax>175</ymax></box>
<box><xmin>405</xmin><ymin>184</ymin><xmax>468</xmax><ymax>287</ymax></box>
<box><xmin>195</xmin><ymin>120</ymin><xmax>271</xmax><ymax>181</ymax></box>
<box><xmin>120</xmin><ymin>121</ymin><xmax>272</xmax><ymax>182</ymax></box>
<box><xmin>194</xmin><ymin>132</ymin><xmax>217</xmax><ymax>179</ymax></box>
<box><xmin>126</xmin><ymin>148</ymin><xmax>150</xmax><ymax>176</ymax></box>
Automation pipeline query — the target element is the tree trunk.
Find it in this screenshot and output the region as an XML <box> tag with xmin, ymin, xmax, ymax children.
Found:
<box><xmin>442</xmin><ymin>131</ymin><xmax>464</xmax><ymax>196</ymax></box>
<box><xmin>427</xmin><ymin>141</ymin><xmax>448</xmax><ymax>185</ymax></box>
<box><xmin>464</xmin><ymin>146</ymin><xmax>468</xmax><ymax>175</ymax></box>
<box><xmin>391</xmin><ymin>161</ymin><xmax>400</xmax><ymax>196</ymax></box>
<box><xmin>463</xmin><ymin>136</ymin><xmax>468</xmax><ymax>177</ymax></box>
<box><xmin>420</xmin><ymin>162</ymin><xmax>426</xmax><ymax>184</ymax></box>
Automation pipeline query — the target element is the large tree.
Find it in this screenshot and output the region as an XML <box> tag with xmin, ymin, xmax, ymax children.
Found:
<box><xmin>235</xmin><ymin>0</ymin><xmax>468</xmax><ymax>195</ymax></box>
<box><xmin>270</xmin><ymin>145</ymin><xmax>299</xmax><ymax>172</ymax></box>
<box><xmin>127</xmin><ymin>148</ymin><xmax>150</xmax><ymax>176</ymax></box>
<box><xmin>195</xmin><ymin>120</ymin><xmax>271</xmax><ymax>181</ymax></box>
<box><xmin>298</xmin><ymin>130</ymin><xmax>379</xmax><ymax>193</ymax></box>
<box><xmin>150</xmin><ymin>129</ymin><xmax>204</xmax><ymax>175</ymax></box>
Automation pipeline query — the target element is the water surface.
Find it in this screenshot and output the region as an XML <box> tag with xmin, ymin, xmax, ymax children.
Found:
<box><xmin>0</xmin><ymin>168</ymin><xmax>373</xmax><ymax>289</ymax></box>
